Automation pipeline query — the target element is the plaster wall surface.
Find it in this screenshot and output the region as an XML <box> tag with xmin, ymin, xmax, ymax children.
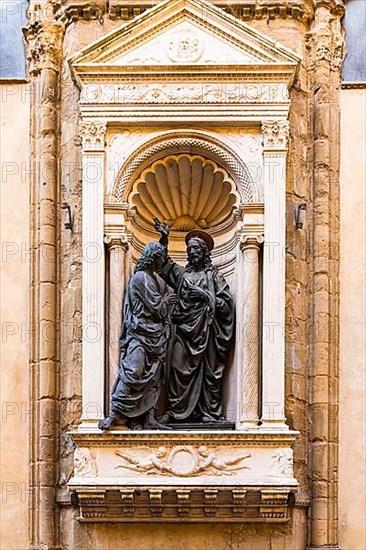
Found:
<box><xmin>0</xmin><ymin>82</ymin><xmax>30</xmax><ymax>550</ymax></box>
<box><xmin>339</xmin><ymin>88</ymin><xmax>366</xmax><ymax>550</ymax></box>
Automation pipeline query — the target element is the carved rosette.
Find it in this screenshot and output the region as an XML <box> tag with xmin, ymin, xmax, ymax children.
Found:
<box><xmin>261</xmin><ymin>120</ymin><xmax>290</xmax><ymax>151</ymax></box>
<box><xmin>80</xmin><ymin>122</ymin><xmax>107</xmax><ymax>152</ymax></box>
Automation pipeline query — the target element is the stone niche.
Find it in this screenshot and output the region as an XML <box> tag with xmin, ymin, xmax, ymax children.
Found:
<box><xmin>67</xmin><ymin>0</ymin><xmax>300</xmax><ymax>522</ymax></box>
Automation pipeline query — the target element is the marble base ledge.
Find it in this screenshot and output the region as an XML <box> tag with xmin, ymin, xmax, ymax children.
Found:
<box><xmin>67</xmin><ymin>429</ymin><xmax>298</xmax><ymax>523</ymax></box>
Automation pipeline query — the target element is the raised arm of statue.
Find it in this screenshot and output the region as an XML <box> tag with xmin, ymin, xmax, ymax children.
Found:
<box><xmin>153</xmin><ymin>217</ymin><xmax>170</xmax><ymax>248</ymax></box>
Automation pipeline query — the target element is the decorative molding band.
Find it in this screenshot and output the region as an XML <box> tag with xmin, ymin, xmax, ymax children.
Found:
<box><xmin>341</xmin><ymin>82</ymin><xmax>366</xmax><ymax>90</ymax></box>
<box><xmin>69</xmin><ymin>429</ymin><xmax>299</xmax><ymax>447</ymax></box>
<box><xmin>112</xmin><ymin>132</ymin><xmax>257</xmax><ymax>203</ymax></box>
<box><xmin>56</xmin><ymin>1</ymin><xmax>315</xmax><ymax>25</ymax></box>
<box><xmin>80</xmin><ymin>82</ymin><xmax>290</xmax><ymax>106</ymax></box>
<box><xmin>72</xmin><ymin>485</ymin><xmax>294</xmax><ymax>523</ymax></box>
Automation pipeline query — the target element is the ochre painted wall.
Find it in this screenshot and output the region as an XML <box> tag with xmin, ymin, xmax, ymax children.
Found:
<box><xmin>339</xmin><ymin>87</ymin><xmax>366</xmax><ymax>550</ymax></box>
<box><xmin>0</xmin><ymin>83</ymin><xmax>30</xmax><ymax>550</ymax></box>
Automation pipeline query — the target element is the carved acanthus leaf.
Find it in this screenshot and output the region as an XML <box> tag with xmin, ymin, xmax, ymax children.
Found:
<box><xmin>24</xmin><ymin>2</ymin><xmax>64</xmax><ymax>74</ymax></box>
<box><xmin>262</xmin><ymin>120</ymin><xmax>289</xmax><ymax>150</ymax></box>
<box><xmin>79</xmin><ymin>122</ymin><xmax>107</xmax><ymax>151</ymax></box>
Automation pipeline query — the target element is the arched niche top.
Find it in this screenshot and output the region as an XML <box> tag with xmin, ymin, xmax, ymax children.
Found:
<box><xmin>129</xmin><ymin>154</ymin><xmax>239</xmax><ymax>232</ymax></box>
<box><xmin>111</xmin><ymin>131</ymin><xmax>258</xmax><ymax>204</ymax></box>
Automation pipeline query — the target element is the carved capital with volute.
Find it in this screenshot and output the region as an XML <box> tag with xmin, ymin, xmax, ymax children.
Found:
<box><xmin>104</xmin><ymin>234</ymin><xmax>129</xmax><ymax>251</ymax></box>
<box><xmin>240</xmin><ymin>234</ymin><xmax>264</xmax><ymax>252</ymax></box>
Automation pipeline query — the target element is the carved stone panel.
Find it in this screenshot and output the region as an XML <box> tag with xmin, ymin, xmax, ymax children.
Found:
<box><xmin>68</xmin><ymin>431</ymin><xmax>298</xmax><ymax>522</ymax></box>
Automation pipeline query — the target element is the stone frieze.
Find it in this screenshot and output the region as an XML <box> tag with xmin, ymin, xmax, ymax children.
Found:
<box><xmin>80</xmin><ymin>82</ymin><xmax>290</xmax><ymax>105</ymax></box>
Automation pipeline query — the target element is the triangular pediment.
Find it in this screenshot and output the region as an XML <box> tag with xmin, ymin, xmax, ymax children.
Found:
<box><xmin>70</xmin><ymin>0</ymin><xmax>300</xmax><ymax>72</ymax></box>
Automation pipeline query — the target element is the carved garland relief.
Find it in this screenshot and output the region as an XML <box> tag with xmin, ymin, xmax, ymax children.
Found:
<box><xmin>115</xmin><ymin>445</ymin><xmax>251</xmax><ymax>477</ymax></box>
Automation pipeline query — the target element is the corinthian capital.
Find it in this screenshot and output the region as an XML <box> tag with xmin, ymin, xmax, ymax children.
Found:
<box><xmin>80</xmin><ymin>122</ymin><xmax>107</xmax><ymax>152</ymax></box>
<box><xmin>24</xmin><ymin>2</ymin><xmax>64</xmax><ymax>75</ymax></box>
<box><xmin>261</xmin><ymin>120</ymin><xmax>289</xmax><ymax>151</ymax></box>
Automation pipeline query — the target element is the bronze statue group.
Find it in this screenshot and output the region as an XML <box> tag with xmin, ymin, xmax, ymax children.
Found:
<box><xmin>99</xmin><ymin>219</ymin><xmax>234</xmax><ymax>431</ymax></box>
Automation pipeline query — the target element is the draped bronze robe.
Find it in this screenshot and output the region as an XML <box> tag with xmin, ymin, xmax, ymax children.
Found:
<box><xmin>111</xmin><ymin>271</ymin><xmax>171</xmax><ymax>419</ymax></box>
<box><xmin>159</xmin><ymin>258</ymin><xmax>234</xmax><ymax>421</ymax></box>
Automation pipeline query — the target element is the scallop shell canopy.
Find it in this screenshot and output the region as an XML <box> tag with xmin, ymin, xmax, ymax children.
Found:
<box><xmin>129</xmin><ymin>155</ymin><xmax>239</xmax><ymax>231</ymax></box>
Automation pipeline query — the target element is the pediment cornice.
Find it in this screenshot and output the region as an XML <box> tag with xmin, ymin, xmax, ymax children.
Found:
<box><xmin>69</xmin><ymin>0</ymin><xmax>301</xmax><ymax>89</ymax></box>
<box><xmin>57</xmin><ymin>1</ymin><xmax>316</xmax><ymax>26</ymax></box>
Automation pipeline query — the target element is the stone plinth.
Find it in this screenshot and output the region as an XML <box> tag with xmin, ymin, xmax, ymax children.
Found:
<box><xmin>68</xmin><ymin>430</ymin><xmax>298</xmax><ymax>522</ymax></box>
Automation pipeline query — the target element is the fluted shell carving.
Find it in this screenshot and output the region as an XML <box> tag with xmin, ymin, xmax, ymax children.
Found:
<box><xmin>129</xmin><ymin>155</ymin><xmax>238</xmax><ymax>231</ymax></box>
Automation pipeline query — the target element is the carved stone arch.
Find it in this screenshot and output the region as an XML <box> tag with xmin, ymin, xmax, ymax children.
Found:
<box><xmin>111</xmin><ymin>131</ymin><xmax>258</xmax><ymax>203</ymax></box>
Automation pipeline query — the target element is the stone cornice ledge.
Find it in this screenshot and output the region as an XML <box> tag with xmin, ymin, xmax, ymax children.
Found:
<box><xmin>69</xmin><ymin>428</ymin><xmax>299</xmax><ymax>445</ymax></box>
<box><xmin>57</xmin><ymin>0</ymin><xmax>316</xmax><ymax>24</ymax></box>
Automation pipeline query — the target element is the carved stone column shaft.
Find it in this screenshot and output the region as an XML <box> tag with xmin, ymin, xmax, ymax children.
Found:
<box><xmin>105</xmin><ymin>235</ymin><xmax>128</xmax><ymax>397</ymax></box>
<box><xmin>80</xmin><ymin>121</ymin><xmax>107</xmax><ymax>425</ymax></box>
<box><xmin>24</xmin><ymin>3</ymin><xmax>64</xmax><ymax>548</ymax></box>
<box><xmin>261</xmin><ymin>120</ymin><xmax>289</xmax><ymax>430</ymax></box>
<box><xmin>237</xmin><ymin>235</ymin><xmax>263</xmax><ymax>429</ymax></box>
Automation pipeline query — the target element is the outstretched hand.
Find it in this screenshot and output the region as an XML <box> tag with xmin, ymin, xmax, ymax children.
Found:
<box><xmin>153</xmin><ymin>217</ymin><xmax>170</xmax><ymax>237</ymax></box>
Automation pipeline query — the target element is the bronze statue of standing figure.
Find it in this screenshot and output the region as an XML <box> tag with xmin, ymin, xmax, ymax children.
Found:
<box><xmin>99</xmin><ymin>223</ymin><xmax>234</xmax><ymax>431</ymax></box>
<box><xmin>154</xmin><ymin>218</ymin><xmax>234</xmax><ymax>425</ymax></box>
<box><xmin>98</xmin><ymin>241</ymin><xmax>177</xmax><ymax>431</ymax></box>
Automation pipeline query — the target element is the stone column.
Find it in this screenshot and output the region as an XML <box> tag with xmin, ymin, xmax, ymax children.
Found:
<box><xmin>237</xmin><ymin>234</ymin><xmax>263</xmax><ymax>430</ymax></box>
<box><xmin>80</xmin><ymin>121</ymin><xmax>107</xmax><ymax>427</ymax></box>
<box><xmin>24</xmin><ymin>2</ymin><xmax>64</xmax><ymax>548</ymax></box>
<box><xmin>104</xmin><ymin>234</ymin><xmax>129</xmax><ymax>395</ymax></box>
<box><xmin>261</xmin><ymin>120</ymin><xmax>289</xmax><ymax>430</ymax></box>
<box><xmin>306</xmin><ymin>2</ymin><xmax>345</xmax><ymax>548</ymax></box>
